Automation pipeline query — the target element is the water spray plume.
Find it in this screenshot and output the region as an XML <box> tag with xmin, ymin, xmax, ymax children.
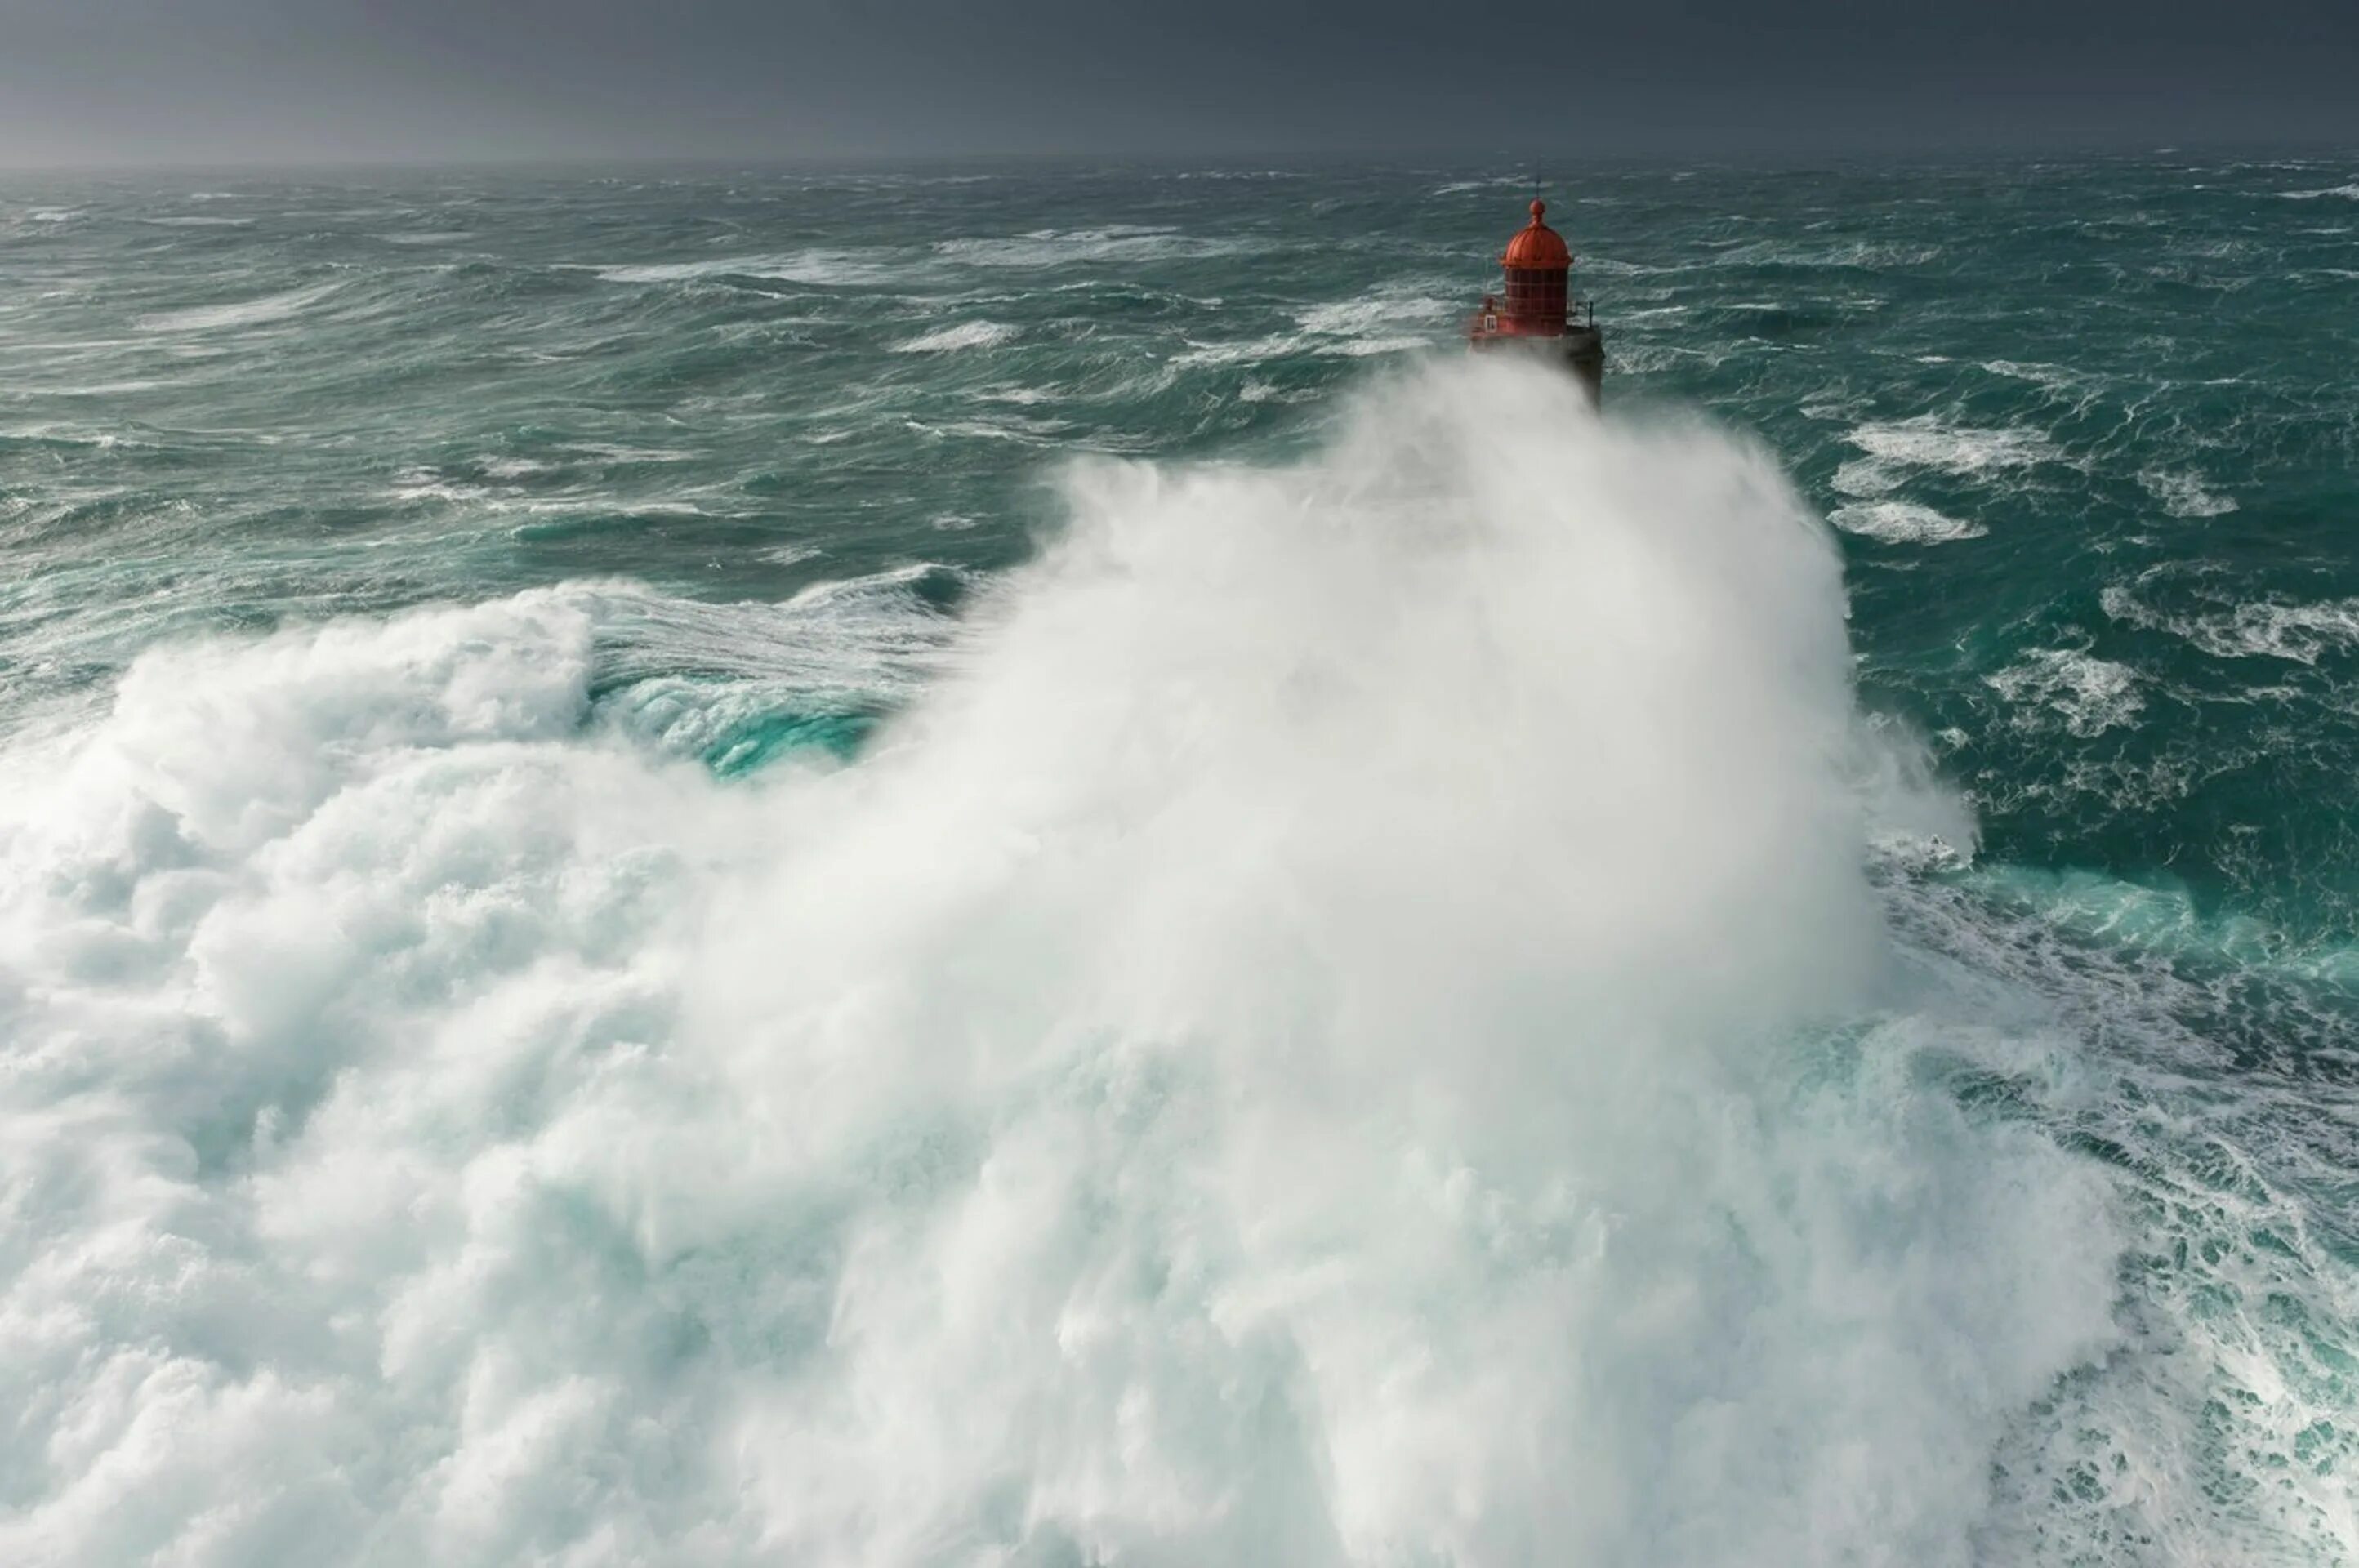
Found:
<box><xmin>0</xmin><ymin>359</ymin><xmax>2116</xmax><ymax>1566</ymax></box>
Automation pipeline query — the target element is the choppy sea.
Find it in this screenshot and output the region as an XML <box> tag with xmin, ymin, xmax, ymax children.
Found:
<box><xmin>2</xmin><ymin>157</ymin><xmax>2357</xmax><ymax>1566</ymax></box>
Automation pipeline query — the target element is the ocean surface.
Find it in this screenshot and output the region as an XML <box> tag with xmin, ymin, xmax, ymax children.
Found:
<box><xmin>2</xmin><ymin>156</ymin><xmax>2357</xmax><ymax>1565</ymax></box>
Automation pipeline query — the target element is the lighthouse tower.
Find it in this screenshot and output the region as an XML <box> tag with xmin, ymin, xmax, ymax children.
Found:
<box><xmin>1468</xmin><ymin>199</ymin><xmax>1603</xmax><ymax>405</ymax></box>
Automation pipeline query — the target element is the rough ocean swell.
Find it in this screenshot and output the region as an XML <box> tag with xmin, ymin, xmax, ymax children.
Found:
<box><xmin>2</xmin><ymin>159</ymin><xmax>2357</xmax><ymax>1566</ymax></box>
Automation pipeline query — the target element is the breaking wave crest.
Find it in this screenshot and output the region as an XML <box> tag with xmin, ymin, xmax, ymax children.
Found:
<box><xmin>0</xmin><ymin>362</ymin><xmax>2133</xmax><ymax>1566</ymax></box>
<box><xmin>893</xmin><ymin>320</ymin><xmax>1021</xmax><ymax>354</ymax></box>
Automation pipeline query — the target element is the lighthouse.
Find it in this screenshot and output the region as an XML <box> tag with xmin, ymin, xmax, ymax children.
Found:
<box><xmin>1468</xmin><ymin>199</ymin><xmax>1603</xmax><ymax>405</ymax></box>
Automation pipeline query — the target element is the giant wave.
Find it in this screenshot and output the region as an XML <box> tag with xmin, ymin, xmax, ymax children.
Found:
<box><xmin>0</xmin><ymin>359</ymin><xmax>2270</xmax><ymax>1567</ymax></box>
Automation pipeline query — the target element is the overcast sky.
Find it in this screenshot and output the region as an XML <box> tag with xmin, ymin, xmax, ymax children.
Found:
<box><xmin>2</xmin><ymin>0</ymin><xmax>2355</xmax><ymax>167</ymax></box>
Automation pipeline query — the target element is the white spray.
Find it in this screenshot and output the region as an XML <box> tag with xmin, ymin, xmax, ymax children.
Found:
<box><xmin>0</xmin><ymin>359</ymin><xmax>2118</xmax><ymax>1567</ymax></box>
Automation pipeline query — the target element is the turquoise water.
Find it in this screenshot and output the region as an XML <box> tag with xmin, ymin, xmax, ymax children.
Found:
<box><xmin>2</xmin><ymin>158</ymin><xmax>2357</xmax><ymax>1564</ymax></box>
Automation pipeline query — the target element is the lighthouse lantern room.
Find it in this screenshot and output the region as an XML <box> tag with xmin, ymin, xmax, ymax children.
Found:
<box><xmin>1468</xmin><ymin>198</ymin><xmax>1604</xmax><ymax>404</ymax></box>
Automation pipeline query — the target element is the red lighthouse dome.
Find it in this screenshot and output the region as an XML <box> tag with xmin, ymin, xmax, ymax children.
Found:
<box><xmin>1502</xmin><ymin>199</ymin><xmax>1572</xmax><ymax>270</ymax></box>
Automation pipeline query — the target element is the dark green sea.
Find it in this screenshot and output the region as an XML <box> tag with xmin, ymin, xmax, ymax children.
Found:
<box><xmin>2</xmin><ymin>157</ymin><xmax>2356</xmax><ymax>1566</ymax></box>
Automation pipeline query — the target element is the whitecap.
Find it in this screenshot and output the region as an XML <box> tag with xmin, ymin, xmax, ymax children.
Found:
<box><xmin>1170</xmin><ymin>334</ymin><xmax>1306</xmax><ymax>368</ymax></box>
<box><xmin>1985</xmin><ymin>649</ymin><xmax>2144</xmax><ymax>736</ymax></box>
<box><xmin>891</xmin><ymin>320</ymin><xmax>1019</xmax><ymax>354</ymax></box>
<box><xmin>934</xmin><ymin>226</ymin><xmax>1255</xmax><ymax>267</ymax></box>
<box><xmin>2103</xmin><ymin>581</ymin><xmax>2359</xmax><ymax>664</ymax></box>
<box><xmin>589</xmin><ymin>251</ymin><xmax>904</xmax><ymax>287</ymax></box>
<box><xmin>1172</xmin><ymin>324</ymin><xmax>1427</xmax><ymax>370</ymax></box>
<box><xmin>1429</xmin><ymin>176</ymin><xmax>1533</xmax><ymax>196</ymax></box>
<box><xmin>567</xmin><ymin>443</ymin><xmax>702</xmax><ymax>464</ymax></box>
<box><xmin>901</xmin><ymin>414</ymin><xmax>1070</xmax><ymax>443</ymax></box>
<box><xmin>1713</xmin><ymin>239</ymin><xmax>1942</xmax><ymax>269</ymax></box>
<box><xmin>137</xmin><ymin>283</ymin><xmax>337</xmax><ymax>333</ymax></box>
<box><xmin>43</xmin><ymin>379</ymin><xmax>170</xmax><ymax>397</ymax></box>
<box><xmin>2136</xmin><ymin>468</ymin><xmax>2237</xmax><ymax>518</ymax></box>
<box><xmin>388</xmin><ymin>469</ymin><xmax>498</xmax><ymax>506</ymax></box>
<box><xmin>1835</xmin><ymin>416</ymin><xmax>2060</xmax><ymax>496</ymax></box>
<box><xmin>1828</xmin><ymin>501</ymin><xmax>1988</xmax><ymax>544</ymax></box>
<box><xmin>1980</xmin><ymin>359</ymin><xmax>2094</xmax><ymax>393</ymax></box>
<box><xmin>1295</xmin><ymin>286</ymin><xmax>1456</xmax><ymax>341</ymax></box>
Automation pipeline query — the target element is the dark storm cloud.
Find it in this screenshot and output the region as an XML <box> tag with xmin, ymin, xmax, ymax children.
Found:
<box><xmin>2</xmin><ymin>0</ymin><xmax>2353</xmax><ymax>165</ymax></box>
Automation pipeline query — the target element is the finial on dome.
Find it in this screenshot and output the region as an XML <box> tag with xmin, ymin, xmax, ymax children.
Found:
<box><xmin>1530</xmin><ymin>198</ymin><xmax>1546</xmax><ymax>221</ymax></box>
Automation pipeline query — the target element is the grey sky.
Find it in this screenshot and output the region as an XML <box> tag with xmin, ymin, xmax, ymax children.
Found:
<box><xmin>2</xmin><ymin>0</ymin><xmax>2354</xmax><ymax>167</ymax></box>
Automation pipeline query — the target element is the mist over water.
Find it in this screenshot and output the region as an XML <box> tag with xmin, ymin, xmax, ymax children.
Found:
<box><xmin>4</xmin><ymin>160</ymin><xmax>2359</xmax><ymax>1565</ymax></box>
